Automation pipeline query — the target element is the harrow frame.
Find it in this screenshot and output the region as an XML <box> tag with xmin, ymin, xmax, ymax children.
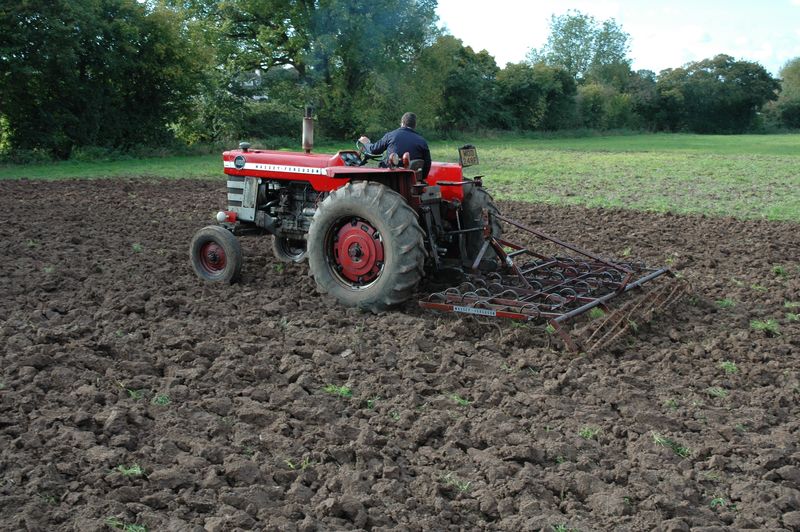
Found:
<box><xmin>419</xmin><ymin>212</ymin><xmax>688</xmax><ymax>352</ymax></box>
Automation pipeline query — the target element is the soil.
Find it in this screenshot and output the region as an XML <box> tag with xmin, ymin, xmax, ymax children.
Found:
<box><xmin>1</xmin><ymin>178</ymin><xmax>799</xmax><ymax>532</ymax></box>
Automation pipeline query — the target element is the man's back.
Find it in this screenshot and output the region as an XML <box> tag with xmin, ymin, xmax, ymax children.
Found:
<box><xmin>365</xmin><ymin>126</ymin><xmax>431</xmax><ymax>178</ymax></box>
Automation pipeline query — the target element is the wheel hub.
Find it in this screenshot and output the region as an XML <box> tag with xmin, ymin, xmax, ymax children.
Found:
<box><xmin>333</xmin><ymin>219</ymin><xmax>384</xmax><ymax>284</ymax></box>
<box><xmin>200</xmin><ymin>242</ymin><xmax>226</xmax><ymax>272</ymax></box>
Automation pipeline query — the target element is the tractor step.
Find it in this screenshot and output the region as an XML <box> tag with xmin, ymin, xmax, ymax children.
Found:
<box><xmin>419</xmin><ymin>213</ymin><xmax>689</xmax><ymax>353</ymax></box>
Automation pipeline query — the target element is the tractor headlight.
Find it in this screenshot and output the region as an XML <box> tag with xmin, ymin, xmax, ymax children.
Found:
<box><xmin>234</xmin><ymin>155</ymin><xmax>246</xmax><ymax>169</ymax></box>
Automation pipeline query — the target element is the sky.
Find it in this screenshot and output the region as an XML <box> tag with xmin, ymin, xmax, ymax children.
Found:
<box><xmin>435</xmin><ymin>0</ymin><xmax>800</xmax><ymax>76</ymax></box>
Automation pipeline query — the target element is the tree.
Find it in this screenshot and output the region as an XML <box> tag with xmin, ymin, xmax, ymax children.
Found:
<box><xmin>528</xmin><ymin>10</ymin><xmax>630</xmax><ymax>84</ymax></box>
<box><xmin>495</xmin><ymin>62</ymin><xmax>576</xmax><ymax>130</ymax></box>
<box><xmin>182</xmin><ymin>0</ymin><xmax>439</xmax><ymax>138</ymax></box>
<box><xmin>0</xmin><ymin>0</ymin><xmax>207</xmax><ymax>157</ymax></box>
<box><xmin>775</xmin><ymin>57</ymin><xmax>800</xmax><ymax>128</ymax></box>
<box><xmin>656</xmin><ymin>55</ymin><xmax>780</xmax><ymax>133</ymax></box>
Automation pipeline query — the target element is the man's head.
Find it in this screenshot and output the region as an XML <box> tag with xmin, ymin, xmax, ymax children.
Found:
<box><xmin>400</xmin><ymin>112</ymin><xmax>417</xmax><ymax>129</ymax></box>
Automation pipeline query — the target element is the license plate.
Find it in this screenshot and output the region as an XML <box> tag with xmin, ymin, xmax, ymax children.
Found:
<box><xmin>459</xmin><ymin>145</ymin><xmax>479</xmax><ymax>167</ymax></box>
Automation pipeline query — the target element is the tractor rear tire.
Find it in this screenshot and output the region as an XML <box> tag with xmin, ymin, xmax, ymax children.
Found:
<box><xmin>190</xmin><ymin>225</ymin><xmax>243</xmax><ymax>283</ymax></box>
<box><xmin>462</xmin><ymin>183</ymin><xmax>502</xmax><ymax>261</ymax></box>
<box><xmin>307</xmin><ymin>181</ymin><xmax>426</xmax><ymax>311</ymax></box>
<box><xmin>272</xmin><ymin>236</ymin><xmax>307</xmax><ymax>263</ymax></box>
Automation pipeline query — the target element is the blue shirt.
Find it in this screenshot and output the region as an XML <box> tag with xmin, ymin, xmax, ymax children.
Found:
<box><xmin>366</xmin><ymin>127</ymin><xmax>431</xmax><ymax>179</ymax></box>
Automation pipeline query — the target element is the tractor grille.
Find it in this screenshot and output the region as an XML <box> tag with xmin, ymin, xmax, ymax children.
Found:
<box><xmin>227</xmin><ymin>176</ymin><xmax>257</xmax><ymax>221</ymax></box>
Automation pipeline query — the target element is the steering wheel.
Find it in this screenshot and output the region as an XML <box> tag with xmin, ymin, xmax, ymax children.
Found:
<box><xmin>355</xmin><ymin>139</ymin><xmax>383</xmax><ymax>166</ymax></box>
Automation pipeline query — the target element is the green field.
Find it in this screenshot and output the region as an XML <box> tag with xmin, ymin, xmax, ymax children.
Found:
<box><xmin>2</xmin><ymin>133</ymin><xmax>798</xmax><ymax>222</ymax></box>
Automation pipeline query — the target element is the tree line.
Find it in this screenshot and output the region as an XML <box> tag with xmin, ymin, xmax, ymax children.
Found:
<box><xmin>1</xmin><ymin>1</ymin><xmax>798</xmax><ymax>159</ymax></box>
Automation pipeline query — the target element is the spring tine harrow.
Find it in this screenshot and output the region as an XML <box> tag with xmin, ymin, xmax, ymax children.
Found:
<box><xmin>419</xmin><ymin>211</ymin><xmax>689</xmax><ymax>352</ymax></box>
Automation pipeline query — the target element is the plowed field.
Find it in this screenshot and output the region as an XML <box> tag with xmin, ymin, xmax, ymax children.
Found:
<box><xmin>1</xmin><ymin>179</ymin><xmax>798</xmax><ymax>531</ymax></box>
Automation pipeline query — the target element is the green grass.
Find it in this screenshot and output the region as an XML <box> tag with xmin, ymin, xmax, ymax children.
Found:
<box><xmin>2</xmin><ymin>133</ymin><xmax>799</xmax><ymax>221</ymax></box>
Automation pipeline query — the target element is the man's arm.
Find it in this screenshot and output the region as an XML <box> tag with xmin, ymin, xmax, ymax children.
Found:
<box><xmin>365</xmin><ymin>132</ymin><xmax>391</xmax><ymax>156</ymax></box>
<box><xmin>421</xmin><ymin>144</ymin><xmax>432</xmax><ymax>180</ymax></box>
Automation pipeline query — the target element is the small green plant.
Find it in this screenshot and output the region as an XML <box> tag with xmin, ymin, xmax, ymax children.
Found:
<box><xmin>652</xmin><ymin>432</ymin><xmax>691</xmax><ymax>458</ymax></box>
<box><xmin>706</xmin><ymin>386</ymin><xmax>729</xmax><ymax>398</ymax></box>
<box><xmin>786</xmin><ymin>312</ymin><xmax>799</xmax><ymax>322</ymax></box>
<box><xmin>772</xmin><ymin>265</ymin><xmax>787</xmax><ymax>277</ymax></box>
<box><xmin>555</xmin><ymin>455</ymin><xmax>566</xmax><ymax>464</ymax></box>
<box><xmin>273</xmin><ymin>263</ymin><xmax>285</xmax><ymax>273</ymax></box>
<box><xmin>106</xmin><ymin>517</ymin><xmax>148</xmax><ymax>532</ymax></box>
<box><xmin>389</xmin><ymin>410</ymin><xmax>401</xmax><ymax>421</ymax></box>
<box><xmin>552</xmin><ymin>524</ymin><xmax>578</xmax><ymax>532</ymax></box>
<box><xmin>716</xmin><ymin>298</ymin><xmax>735</xmax><ymax>309</ymax></box>
<box><xmin>43</xmin><ymin>265</ymin><xmax>55</xmax><ymax>274</ymax></box>
<box><xmin>115</xmin><ymin>464</ymin><xmax>144</xmax><ymax>477</ymax></box>
<box><xmin>704</xmin><ymin>471</ymin><xmax>721</xmax><ymax>481</ymax></box>
<box><xmin>544</xmin><ymin>323</ymin><xmax>556</xmax><ymax>335</ymax></box>
<box><xmin>731</xmin><ymin>277</ymin><xmax>745</xmax><ymax>287</ymax></box>
<box><xmin>365</xmin><ymin>396</ymin><xmax>379</xmax><ymax>409</ymax></box>
<box><xmin>131</xmin><ymin>243</ymin><xmax>144</xmax><ymax>253</ymax></box>
<box><xmin>588</xmin><ymin>307</ymin><xmax>606</xmax><ymax>320</ymax></box>
<box><xmin>25</xmin><ymin>239</ymin><xmax>39</xmax><ymax>248</ymax></box>
<box><xmin>38</xmin><ymin>492</ymin><xmax>57</xmax><ymax>505</ymax></box>
<box><xmin>151</xmin><ymin>393</ymin><xmax>171</xmax><ymax>406</ymax></box>
<box><xmin>440</xmin><ymin>472</ymin><xmax>471</xmax><ymax>492</ymax></box>
<box><xmin>750</xmin><ymin>319</ymin><xmax>780</xmax><ymax>336</ymax></box>
<box><xmin>284</xmin><ymin>457</ymin><xmax>313</xmax><ymax>470</ymax></box>
<box><xmin>785</xmin><ymin>301</ymin><xmax>800</xmax><ymax>309</ymax></box>
<box><xmin>450</xmin><ymin>393</ymin><xmax>471</xmax><ymax>407</ymax></box>
<box><xmin>500</xmin><ymin>362</ymin><xmax>515</xmax><ymax>373</ymax></box>
<box><xmin>621</xmin><ymin>246</ymin><xmax>631</xmax><ymax>258</ymax></box>
<box><xmin>127</xmin><ymin>388</ymin><xmax>145</xmax><ymax>400</ymax></box>
<box><xmin>719</xmin><ymin>360</ymin><xmax>738</xmax><ymax>374</ymax></box>
<box><xmin>322</xmin><ymin>384</ymin><xmax>352</xmax><ymax>398</ymax></box>
<box><xmin>578</xmin><ymin>426</ymin><xmax>600</xmax><ymax>440</ymax></box>
<box><xmin>664</xmin><ymin>398</ymin><xmax>679</xmax><ymax>410</ymax></box>
<box><xmin>627</xmin><ymin>319</ymin><xmax>639</xmax><ymax>332</ymax></box>
<box><xmin>750</xmin><ymin>284</ymin><xmax>767</xmax><ymax>292</ymax></box>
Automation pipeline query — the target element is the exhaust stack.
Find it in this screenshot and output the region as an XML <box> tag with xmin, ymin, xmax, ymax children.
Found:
<box><xmin>302</xmin><ymin>106</ymin><xmax>314</xmax><ymax>154</ymax></box>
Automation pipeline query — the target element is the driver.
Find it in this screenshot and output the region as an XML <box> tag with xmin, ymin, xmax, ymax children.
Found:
<box><xmin>358</xmin><ymin>112</ymin><xmax>431</xmax><ymax>180</ymax></box>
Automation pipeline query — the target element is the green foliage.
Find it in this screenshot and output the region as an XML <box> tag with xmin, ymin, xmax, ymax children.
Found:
<box><xmin>652</xmin><ymin>432</ymin><xmax>691</xmax><ymax>458</ymax></box>
<box><xmin>323</xmin><ymin>384</ymin><xmax>353</xmax><ymax>398</ymax></box>
<box><xmin>656</xmin><ymin>55</ymin><xmax>780</xmax><ymax>133</ymax></box>
<box><xmin>774</xmin><ymin>57</ymin><xmax>800</xmax><ymax>128</ymax></box>
<box><xmin>528</xmin><ymin>10</ymin><xmax>630</xmax><ymax>83</ymax></box>
<box><xmin>115</xmin><ymin>464</ymin><xmax>144</xmax><ymax>477</ymax></box>
<box><xmin>750</xmin><ymin>319</ymin><xmax>780</xmax><ymax>336</ymax></box>
<box><xmin>720</xmin><ymin>361</ymin><xmax>739</xmax><ymax>374</ymax></box>
<box><xmin>0</xmin><ymin>0</ymin><xmax>208</xmax><ymax>158</ymax></box>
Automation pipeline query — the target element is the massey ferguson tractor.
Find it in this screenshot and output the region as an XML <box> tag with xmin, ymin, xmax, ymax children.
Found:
<box><xmin>190</xmin><ymin>111</ymin><xmax>686</xmax><ymax>352</ymax></box>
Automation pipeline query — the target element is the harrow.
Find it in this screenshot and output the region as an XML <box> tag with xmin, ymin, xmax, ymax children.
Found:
<box><xmin>419</xmin><ymin>213</ymin><xmax>689</xmax><ymax>353</ymax></box>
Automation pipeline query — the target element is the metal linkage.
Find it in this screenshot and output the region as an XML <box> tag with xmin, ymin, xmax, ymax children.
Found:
<box><xmin>419</xmin><ymin>212</ymin><xmax>687</xmax><ymax>352</ymax></box>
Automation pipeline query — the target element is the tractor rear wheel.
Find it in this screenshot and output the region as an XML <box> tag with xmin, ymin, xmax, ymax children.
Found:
<box><xmin>307</xmin><ymin>181</ymin><xmax>426</xmax><ymax>311</ymax></box>
<box><xmin>462</xmin><ymin>183</ymin><xmax>502</xmax><ymax>261</ymax></box>
<box><xmin>272</xmin><ymin>236</ymin><xmax>307</xmax><ymax>263</ymax></box>
<box><xmin>190</xmin><ymin>225</ymin><xmax>242</xmax><ymax>283</ymax></box>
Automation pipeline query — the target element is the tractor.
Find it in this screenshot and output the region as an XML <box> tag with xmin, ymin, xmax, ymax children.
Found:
<box><xmin>190</xmin><ymin>110</ymin><xmax>686</xmax><ymax>352</ymax></box>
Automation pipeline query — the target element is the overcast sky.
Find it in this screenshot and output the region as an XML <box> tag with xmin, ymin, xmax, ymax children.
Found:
<box><xmin>435</xmin><ymin>0</ymin><xmax>800</xmax><ymax>76</ymax></box>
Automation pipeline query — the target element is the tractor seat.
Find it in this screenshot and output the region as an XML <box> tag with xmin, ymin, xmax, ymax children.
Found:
<box><xmin>409</xmin><ymin>158</ymin><xmax>426</xmax><ymax>182</ymax></box>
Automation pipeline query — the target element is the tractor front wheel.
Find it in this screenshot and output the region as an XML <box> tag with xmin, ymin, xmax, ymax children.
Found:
<box><xmin>307</xmin><ymin>181</ymin><xmax>426</xmax><ymax>311</ymax></box>
<box><xmin>272</xmin><ymin>236</ymin><xmax>307</xmax><ymax>263</ymax></box>
<box><xmin>190</xmin><ymin>225</ymin><xmax>243</xmax><ymax>283</ymax></box>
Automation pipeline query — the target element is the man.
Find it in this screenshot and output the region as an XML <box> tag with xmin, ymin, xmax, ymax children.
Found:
<box><xmin>358</xmin><ymin>112</ymin><xmax>431</xmax><ymax>180</ymax></box>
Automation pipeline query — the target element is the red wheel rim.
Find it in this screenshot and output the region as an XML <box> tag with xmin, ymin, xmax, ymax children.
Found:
<box><xmin>332</xmin><ymin>218</ymin><xmax>384</xmax><ymax>285</ymax></box>
<box><xmin>199</xmin><ymin>241</ymin><xmax>226</xmax><ymax>273</ymax></box>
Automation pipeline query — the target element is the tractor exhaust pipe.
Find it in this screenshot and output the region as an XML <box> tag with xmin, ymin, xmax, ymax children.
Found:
<box><xmin>302</xmin><ymin>106</ymin><xmax>314</xmax><ymax>154</ymax></box>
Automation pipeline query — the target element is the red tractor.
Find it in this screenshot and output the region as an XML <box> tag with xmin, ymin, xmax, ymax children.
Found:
<box><xmin>190</xmin><ymin>112</ymin><xmax>685</xmax><ymax>352</ymax></box>
<box><xmin>190</xmin><ymin>111</ymin><xmax>499</xmax><ymax>311</ymax></box>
